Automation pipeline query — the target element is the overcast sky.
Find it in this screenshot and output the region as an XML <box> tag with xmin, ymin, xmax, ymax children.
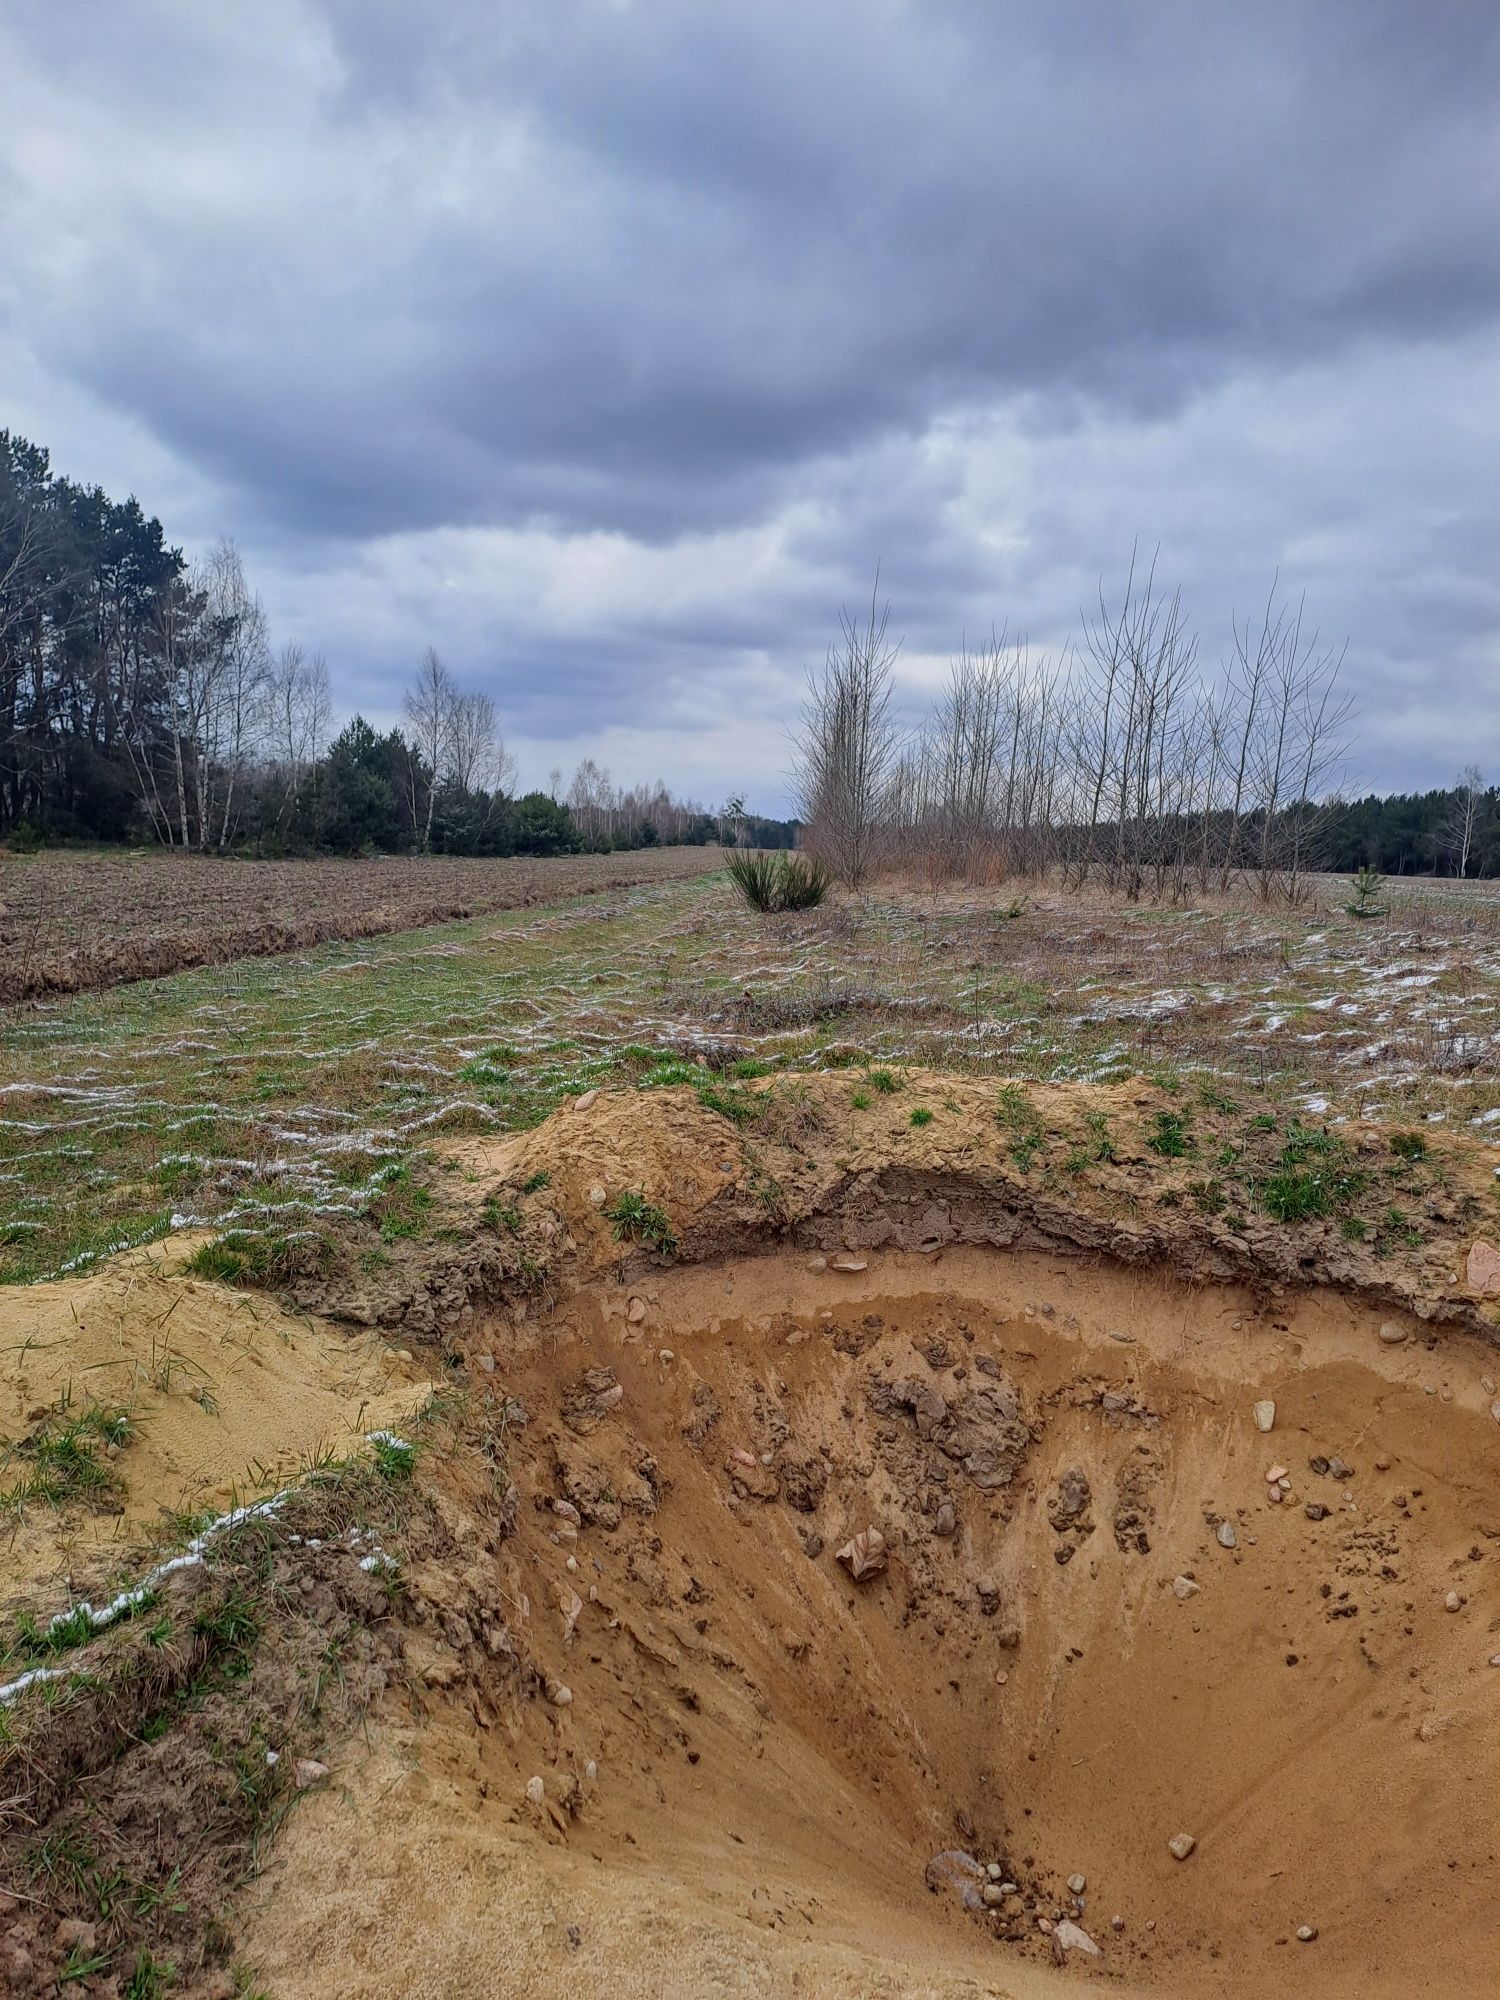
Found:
<box><xmin>3</xmin><ymin>1</ymin><xmax>1498</xmax><ymax>813</ymax></box>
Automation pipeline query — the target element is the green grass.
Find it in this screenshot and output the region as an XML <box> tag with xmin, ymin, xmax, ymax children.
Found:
<box><xmin>1</xmin><ymin>1401</ymin><xmax>132</xmax><ymax>1518</ymax></box>
<box><xmin>1251</xmin><ymin>1120</ymin><xmax>1369</xmax><ymax>1223</ymax></box>
<box><xmin>909</xmin><ymin>1107</ymin><xmax>933</xmax><ymax>1127</ymax></box>
<box><xmin>605</xmin><ymin>1190</ymin><xmax>679</xmax><ymax>1256</ymax></box>
<box><xmin>1</xmin><ymin>869</ymin><xmax>1491</xmax><ymax>1288</ymax></box>
<box><xmin>1146</xmin><ymin>1110</ymin><xmax>1193</xmax><ymax>1158</ymax></box>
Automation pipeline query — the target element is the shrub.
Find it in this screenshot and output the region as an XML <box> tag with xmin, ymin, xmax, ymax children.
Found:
<box><xmin>726</xmin><ymin>850</ymin><xmax>831</xmax><ymax>913</ymax></box>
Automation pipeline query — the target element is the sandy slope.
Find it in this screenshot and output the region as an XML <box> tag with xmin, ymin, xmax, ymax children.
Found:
<box><xmin>237</xmin><ymin>1240</ymin><xmax>1500</xmax><ymax>1999</ymax></box>
<box><xmin>0</xmin><ymin>1241</ymin><xmax>431</xmax><ymax>1611</ymax></box>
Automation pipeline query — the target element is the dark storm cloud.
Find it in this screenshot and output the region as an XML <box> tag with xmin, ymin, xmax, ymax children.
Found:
<box><xmin>10</xmin><ymin>0</ymin><xmax>1500</xmax><ymax>543</ymax></box>
<box><xmin>2</xmin><ymin>0</ymin><xmax>1498</xmax><ymax>800</ymax></box>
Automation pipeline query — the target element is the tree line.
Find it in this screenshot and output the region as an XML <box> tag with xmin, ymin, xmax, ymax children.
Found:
<box><xmin>794</xmin><ymin>562</ymin><xmax>1498</xmax><ymax>894</ymax></box>
<box><xmin>0</xmin><ymin>430</ymin><xmax>794</xmax><ymax>857</ymax></box>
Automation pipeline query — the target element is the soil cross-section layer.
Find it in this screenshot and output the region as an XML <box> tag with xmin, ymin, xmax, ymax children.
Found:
<box><xmin>4</xmin><ymin>1075</ymin><xmax>1499</xmax><ymax>2000</ymax></box>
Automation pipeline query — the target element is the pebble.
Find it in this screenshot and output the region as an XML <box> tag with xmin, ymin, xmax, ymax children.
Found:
<box><xmin>526</xmin><ymin>1776</ymin><xmax>545</xmax><ymax>1805</ymax></box>
<box><xmin>659</xmin><ymin>1348</ymin><xmax>674</xmax><ymax>1362</ymax></box>
<box><xmin>1111</xmin><ymin>1915</ymin><xmax>1125</xmax><ymax>1932</ymax></box>
<box><xmin>1265</xmin><ymin>1464</ymin><xmax>1288</xmax><ymax>1483</ymax></box>
<box><xmin>1053</xmin><ymin>1919</ymin><xmax>1100</xmax><ymax>1957</ymax></box>
<box><xmin>982</xmin><ymin>1884</ymin><xmax>1005</xmax><ymax>1908</ymax></box>
<box><xmin>986</xmin><ymin>1862</ymin><xmax>1003</xmax><ymax>1881</ymax></box>
<box><xmin>573</xmin><ymin>1089</ymin><xmax>599</xmax><ymax>1111</ymax></box>
<box><xmin>806</xmin><ymin>1254</ymin><xmax>828</xmax><ymax>1272</ymax></box>
<box><xmin>1173</xmin><ymin>1575</ymin><xmax>1200</xmax><ymax>1600</ymax></box>
<box><xmin>1252</xmin><ymin>1400</ymin><xmax>1276</xmax><ymax>1433</ymax></box>
<box><xmin>1296</xmin><ymin>1925</ymin><xmax>1318</xmax><ymax>1943</ymax></box>
<box><xmin>627</xmin><ymin>1297</ymin><xmax>647</xmax><ymax>1323</ymax></box>
<box><xmin>1167</xmin><ymin>1833</ymin><xmax>1196</xmax><ymax>1861</ymax></box>
<box><xmin>829</xmin><ymin>1255</ymin><xmax>868</xmax><ymax>1273</ymax></box>
<box><xmin>292</xmin><ymin>1758</ymin><xmax>330</xmax><ymax>1790</ymax></box>
<box><xmin>1067</xmin><ymin>1873</ymin><xmax>1086</xmax><ymax>1895</ymax></box>
<box><xmin>1377</xmin><ymin>1323</ymin><xmax>1407</xmax><ymax>1345</ymax></box>
<box><xmin>550</xmin><ymin>1683</ymin><xmax>574</xmax><ymax>1706</ymax></box>
<box><xmin>1216</xmin><ymin>1521</ymin><xmax>1238</xmax><ymax>1550</ymax></box>
<box><xmin>588</xmin><ymin>1185</ymin><xmax>607</xmax><ymax>1208</ymax></box>
<box><xmin>1444</xmin><ymin>1590</ymin><xmax>1464</xmax><ymax>1613</ymax></box>
<box><xmin>1487</xmin><ymin>1654</ymin><xmax>1500</xmax><ymax>1668</ymax></box>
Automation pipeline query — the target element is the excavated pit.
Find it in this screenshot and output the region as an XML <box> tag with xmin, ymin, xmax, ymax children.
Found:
<box><xmin>240</xmin><ymin>1237</ymin><xmax>1500</xmax><ymax>2000</ymax></box>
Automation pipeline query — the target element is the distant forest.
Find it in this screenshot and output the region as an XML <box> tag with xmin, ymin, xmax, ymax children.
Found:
<box><xmin>0</xmin><ymin>430</ymin><xmax>797</xmax><ymax>857</ymax></box>
<box><xmin>1</xmin><ymin>429</ymin><xmax>1491</xmax><ymax>874</ymax></box>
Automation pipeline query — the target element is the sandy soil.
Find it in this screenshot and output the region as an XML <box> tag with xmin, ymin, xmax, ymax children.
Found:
<box><xmin>0</xmin><ymin>1241</ymin><xmax>432</xmax><ymax>1611</ymax></box>
<box><xmin>6</xmin><ymin>1074</ymin><xmax>1499</xmax><ymax>1998</ymax></box>
<box><xmin>237</xmin><ymin>1235</ymin><xmax>1500</xmax><ymax>1999</ymax></box>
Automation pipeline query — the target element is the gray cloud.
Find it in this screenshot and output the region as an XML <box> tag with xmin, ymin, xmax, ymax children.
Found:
<box><xmin>2</xmin><ymin>0</ymin><xmax>1498</xmax><ymax>806</ymax></box>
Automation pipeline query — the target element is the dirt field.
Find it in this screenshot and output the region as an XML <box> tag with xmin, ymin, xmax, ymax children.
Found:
<box><xmin>0</xmin><ymin>846</ymin><xmax>723</xmax><ymax>1003</ymax></box>
<box><xmin>5</xmin><ymin>1075</ymin><xmax>1499</xmax><ymax>1998</ymax></box>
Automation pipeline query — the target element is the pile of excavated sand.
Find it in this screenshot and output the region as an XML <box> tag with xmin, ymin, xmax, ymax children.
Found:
<box><xmin>229</xmin><ymin>1081</ymin><xmax>1500</xmax><ymax>2000</ymax></box>
<box><xmin>0</xmin><ymin>1242</ymin><xmax>433</xmax><ymax>1612</ymax></box>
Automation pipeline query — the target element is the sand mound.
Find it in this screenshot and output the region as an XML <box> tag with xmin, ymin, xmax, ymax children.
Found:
<box><xmin>0</xmin><ymin>1241</ymin><xmax>433</xmax><ymax>1612</ymax></box>
<box><xmin>236</xmin><ymin>1207</ymin><xmax>1500</xmax><ymax>1994</ymax></box>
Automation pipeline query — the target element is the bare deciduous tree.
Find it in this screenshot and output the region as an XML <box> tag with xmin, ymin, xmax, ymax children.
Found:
<box><xmin>1443</xmin><ymin>765</ymin><xmax>1485</xmax><ymax>878</ymax></box>
<box><xmin>404</xmin><ymin>646</ymin><xmax>456</xmax><ymax>853</ymax></box>
<box><xmin>793</xmin><ymin>579</ymin><xmax>903</xmax><ymax>886</ymax></box>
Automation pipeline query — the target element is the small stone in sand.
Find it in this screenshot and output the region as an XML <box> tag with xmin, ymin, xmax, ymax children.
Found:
<box><xmin>1377</xmin><ymin>1323</ymin><xmax>1407</xmax><ymax>1345</ymax></box>
<box><xmin>525</xmin><ymin>1776</ymin><xmax>545</xmax><ymax>1805</ymax></box>
<box><xmin>1444</xmin><ymin>1590</ymin><xmax>1464</xmax><ymax>1612</ymax></box>
<box><xmin>1216</xmin><ymin>1521</ymin><xmax>1238</xmax><ymax>1549</ymax></box>
<box><xmin>1252</xmin><ymin>1399</ymin><xmax>1276</xmax><ymax>1432</ymax></box>
<box><xmin>1173</xmin><ymin>1575</ymin><xmax>1200</xmax><ymax>1600</ymax></box>
<box><xmin>1167</xmin><ymin>1833</ymin><xmax>1196</xmax><ymax>1861</ymax></box>
<box><xmin>1053</xmin><ymin>1919</ymin><xmax>1100</xmax><ymax>1957</ymax></box>
<box><xmin>1296</xmin><ymin>1925</ymin><xmax>1318</xmax><ymax>1943</ymax></box>
<box><xmin>1067</xmin><ymin>1873</ymin><xmax>1086</xmax><ymax>1895</ymax></box>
